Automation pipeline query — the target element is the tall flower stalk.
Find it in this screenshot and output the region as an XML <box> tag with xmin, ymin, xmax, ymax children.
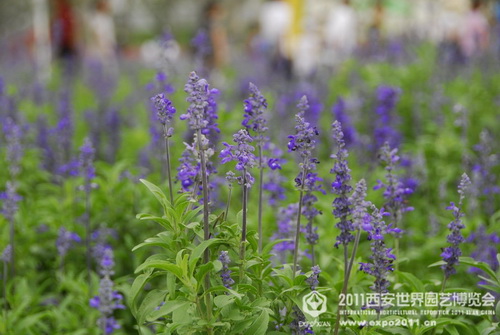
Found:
<box><xmin>220</xmin><ymin>129</ymin><xmax>257</xmax><ymax>278</ymax></box>
<box><xmin>3</xmin><ymin>118</ymin><xmax>23</xmax><ymax>276</ymax></box>
<box><xmin>56</xmin><ymin>227</ymin><xmax>82</xmax><ymax>271</ymax></box>
<box><xmin>440</xmin><ymin>173</ymin><xmax>471</xmax><ymax>290</ymax></box>
<box><xmin>89</xmin><ymin>248</ymin><xmax>125</xmax><ymax>334</ymax></box>
<box><xmin>374</xmin><ymin>142</ymin><xmax>412</xmax><ymax>273</ymax></box>
<box><xmin>331</xmin><ymin>121</ymin><xmax>354</xmax><ymax>285</ymax></box>
<box><xmin>2</xmin><ymin>245</ymin><xmax>11</xmax><ymax>330</ymax></box>
<box><xmin>287</xmin><ymin>96</ymin><xmax>319</xmax><ymax>278</ymax></box>
<box><xmin>181</xmin><ymin>72</ymin><xmax>215</xmax><ymax>329</ymax></box>
<box><xmin>218</xmin><ymin>251</ymin><xmax>234</xmax><ymax>289</ymax></box>
<box><xmin>151</xmin><ymin>93</ymin><xmax>176</xmax><ymax>203</ymax></box>
<box><xmin>80</xmin><ymin>138</ymin><xmax>96</xmax><ymax>286</ymax></box>
<box><xmin>242</xmin><ymin>83</ymin><xmax>269</xmax><ymax>253</ymax></box>
<box><xmin>359</xmin><ymin>205</ymin><xmax>397</xmax><ymax>319</ymax></box>
<box><xmin>1</xmin><ymin>182</ymin><xmax>21</xmax><ymax>278</ymax></box>
<box><xmin>302</xmin><ymin>173</ymin><xmax>324</xmax><ymax>266</ymax></box>
<box><xmin>181</xmin><ymin>71</ymin><xmax>213</xmax><ymax>253</ymax></box>
<box><xmin>334</xmin><ymin>179</ymin><xmax>370</xmax><ymax>335</ymax></box>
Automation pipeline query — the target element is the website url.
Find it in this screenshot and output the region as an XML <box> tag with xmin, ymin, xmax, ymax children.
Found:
<box><xmin>339</xmin><ymin>319</ymin><xmax>437</xmax><ymax>328</ymax></box>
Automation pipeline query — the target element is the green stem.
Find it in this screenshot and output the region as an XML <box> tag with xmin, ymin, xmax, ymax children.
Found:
<box><xmin>196</xmin><ymin>129</ymin><xmax>212</xmax><ymax>328</ymax></box>
<box><xmin>8</xmin><ymin>218</ymin><xmax>14</xmax><ymax>279</ymax></box>
<box><xmin>163</xmin><ymin>130</ymin><xmax>174</xmax><ymax>204</ymax></box>
<box><xmin>3</xmin><ymin>260</ymin><xmax>7</xmax><ymax>333</ymax></box>
<box><xmin>239</xmin><ymin>169</ymin><xmax>248</xmax><ymax>281</ymax></box>
<box><xmin>292</xmin><ymin>166</ymin><xmax>308</xmax><ymax>279</ymax></box>
<box><xmin>257</xmin><ymin>146</ymin><xmax>264</xmax><ymax>254</ymax></box>
<box><xmin>292</xmin><ymin>190</ymin><xmax>304</xmax><ymax>279</ymax></box>
<box><xmin>224</xmin><ymin>186</ymin><xmax>232</xmax><ymax>222</ymax></box>
<box><xmin>334</xmin><ymin>229</ymin><xmax>362</xmax><ymax>335</ymax></box>
<box><xmin>85</xmin><ymin>188</ymin><xmax>91</xmax><ymax>293</ymax></box>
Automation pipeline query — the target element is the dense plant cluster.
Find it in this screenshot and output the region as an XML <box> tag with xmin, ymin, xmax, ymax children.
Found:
<box><xmin>0</xmin><ymin>44</ymin><xmax>500</xmax><ymax>335</ymax></box>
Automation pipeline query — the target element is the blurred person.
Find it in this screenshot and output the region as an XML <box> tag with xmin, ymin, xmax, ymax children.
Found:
<box><xmin>323</xmin><ymin>0</ymin><xmax>357</xmax><ymax>66</ymax></box>
<box><xmin>259</xmin><ymin>0</ymin><xmax>293</xmax><ymax>79</ymax></box>
<box><xmin>438</xmin><ymin>2</ymin><xmax>466</xmax><ymax>65</ymax></box>
<box><xmin>191</xmin><ymin>1</ymin><xmax>228</xmax><ymax>75</ymax></box>
<box><xmin>85</xmin><ymin>0</ymin><xmax>117</xmax><ymax>72</ymax></box>
<box><xmin>204</xmin><ymin>1</ymin><xmax>228</xmax><ymax>70</ymax></box>
<box><xmin>32</xmin><ymin>0</ymin><xmax>52</xmax><ymax>82</ymax></box>
<box><xmin>366</xmin><ymin>0</ymin><xmax>385</xmax><ymax>55</ymax></box>
<box><xmin>458</xmin><ymin>0</ymin><xmax>489</xmax><ymax>60</ymax></box>
<box><xmin>53</xmin><ymin>0</ymin><xmax>77</xmax><ymax>59</ymax></box>
<box><xmin>494</xmin><ymin>0</ymin><xmax>500</xmax><ymax>56</ymax></box>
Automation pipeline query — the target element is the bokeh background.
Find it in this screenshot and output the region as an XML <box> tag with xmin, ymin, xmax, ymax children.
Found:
<box><xmin>1</xmin><ymin>0</ymin><xmax>499</xmax><ymax>83</ymax></box>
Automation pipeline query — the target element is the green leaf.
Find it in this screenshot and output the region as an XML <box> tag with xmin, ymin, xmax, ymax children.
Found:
<box><xmin>167</xmin><ymin>272</ymin><xmax>177</xmax><ymax>300</ymax></box>
<box><xmin>262</xmin><ymin>239</ymin><xmax>291</xmax><ymax>256</ymax></box>
<box><xmin>397</xmin><ymin>271</ymin><xmax>426</xmax><ymax>292</ymax></box>
<box><xmin>416</xmin><ymin>318</ymin><xmax>468</xmax><ymax>335</ymax></box>
<box><xmin>428</xmin><ymin>260</ymin><xmax>446</xmax><ymax>268</ymax></box>
<box><xmin>136</xmin><ymin>289</ymin><xmax>166</xmax><ymax>326</ymax></box>
<box><xmin>136</xmin><ymin>213</ymin><xmax>174</xmax><ymax>230</ymax></box>
<box><xmin>129</xmin><ymin>269</ymin><xmax>154</xmax><ymax>314</ymax></box>
<box><xmin>214</xmin><ymin>294</ymin><xmax>234</xmax><ymax>309</ymax></box>
<box><xmin>189</xmin><ymin>238</ymin><xmax>222</xmax><ymax>273</ymax></box>
<box><xmin>243</xmin><ymin>310</ymin><xmax>269</xmax><ymax>335</ymax></box>
<box><xmin>146</xmin><ymin>300</ymin><xmax>191</xmax><ymax>322</ymax></box>
<box><xmin>140</xmin><ymin>179</ymin><xmax>170</xmax><ymax>211</ymax></box>
<box><xmin>132</xmin><ymin>235</ymin><xmax>171</xmax><ymax>252</ymax></box>
<box><xmin>446</xmin><ymin>326</ymin><xmax>460</xmax><ymax>335</ymax></box>
<box><xmin>459</xmin><ymin>257</ymin><xmax>498</xmax><ymax>284</ymax></box>
<box><xmin>481</xmin><ymin>326</ymin><xmax>499</xmax><ymax>335</ymax></box>
<box><xmin>135</xmin><ymin>260</ymin><xmax>183</xmax><ymax>281</ymax></box>
<box><xmin>195</xmin><ymin>262</ymin><xmax>214</xmax><ymax>284</ymax></box>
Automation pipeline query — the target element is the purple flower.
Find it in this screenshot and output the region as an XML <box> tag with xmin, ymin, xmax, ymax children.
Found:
<box><xmin>146</xmin><ymin>71</ymin><xmax>175</xmax><ymax>94</ymax></box>
<box><xmin>177</xmin><ymin>142</ymin><xmax>201</xmax><ymax>193</ymax></box>
<box><xmin>373</xmin><ymin>85</ymin><xmax>401</xmax><ymax>149</ymax></box>
<box><xmin>89</xmin><ymin>248</ymin><xmax>124</xmax><ymax>334</ymax></box>
<box><xmin>441</xmin><ymin>173</ymin><xmax>471</xmax><ymax>278</ymax></box>
<box><xmin>1</xmin><ymin>181</ymin><xmax>22</xmax><ymax>223</ymax></box>
<box><xmin>302</xmin><ymin>173</ymin><xmax>325</xmax><ymax>246</ymax></box>
<box><xmin>55</xmin><ymin>90</ymin><xmax>74</xmax><ymax>166</ymax></box>
<box><xmin>79</xmin><ymin>138</ymin><xmax>96</xmax><ymax>187</ymax></box>
<box><xmin>350</xmin><ymin>179</ymin><xmax>371</xmax><ymax>230</ymax></box>
<box><xmin>202</xmin><ymin>86</ymin><xmax>220</xmax><ymax>144</ymax></box>
<box><xmin>359</xmin><ymin>205</ymin><xmax>396</xmax><ymax>310</ymax></box>
<box><xmin>3</xmin><ymin>118</ymin><xmax>23</xmax><ymax>177</ymax></box>
<box><xmin>36</xmin><ymin>116</ymin><xmax>56</xmax><ymax>173</ymax></box>
<box><xmin>305</xmin><ymin>265</ymin><xmax>321</xmax><ymax>291</ymax></box>
<box><xmin>176</xmin><ymin>133</ymin><xmax>216</xmax><ymax>201</ymax></box>
<box><xmin>332</xmin><ymin>98</ymin><xmax>356</xmax><ymax>146</ymax></box>
<box><xmin>191</xmin><ymin>29</ymin><xmax>211</xmax><ymax>59</ymax></box>
<box><xmin>263</xmin><ymin>172</ymin><xmax>287</xmax><ymax>206</ymax></box>
<box><xmin>1</xmin><ymin>245</ymin><xmax>12</xmax><ymax>263</ymax></box>
<box><xmin>272</xmin><ymin>204</ymin><xmax>299</xmax><ymax>262</ymax></box>
<box><xmin>151</xmin><ymin>93</ymin><xmax>176</xmax><ymax>132</ymax></box>
<box><xmin>331</xmin><ymin>121</ymin><xmax>354</xmax><ymax>247</ymax></box>
<box><xmin>181</xmin><ymin>72</ymin><xmax>212</xmax><ymax>131</ymax></box>
<box><xmin>375</xmin><ymin>143</ymin><xmax>414</xmax><ymax>234</ymax></box>
<box><xmin>218</xmin><ymin>251</ymin><xmax>234</xmax><ymax>289</ymax></box>
<box><xmin>56</xmin><ymin>227</ymin><xmax>81</xmax><ymax>258</ymax></box>
<box><xmin>105</xmin><ymin>108</ymin><xmax>121</xmax><ymax>163</ymax></box>
<box><xmin>220</xmin><ymin>129</ymin><xmax>257</xmax><ymax>187</ymax></box>
<box><xmin>289</xmin><ymin>306</ymin><xmax>315</xmax><ymax>334</ymax></box>
<box><xmin>467</xmin><ymin>225</ymin><xmax>500</xmax><ymax>279</ymax></box>
<box><xmin>242</xmin><ymin>82</ymin><xmax>269</xmax><ymax>144</ymax></box>
<box><xmin>288</xmin><ymin>96</ymin><xmax>320</xmax><ymax>188</ymax></box>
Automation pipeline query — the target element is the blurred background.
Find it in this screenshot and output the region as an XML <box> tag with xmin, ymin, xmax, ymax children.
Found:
<box><xmin>1</xmin><ymin>0</ymin><xmax>499</xmax><ymax>84</ymax></box>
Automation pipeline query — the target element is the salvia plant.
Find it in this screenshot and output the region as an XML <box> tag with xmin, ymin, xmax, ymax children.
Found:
<box><xmin>2</xmin><ymin>43</ymin><xmax>500</xmax><ymax>335</ymax></box>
